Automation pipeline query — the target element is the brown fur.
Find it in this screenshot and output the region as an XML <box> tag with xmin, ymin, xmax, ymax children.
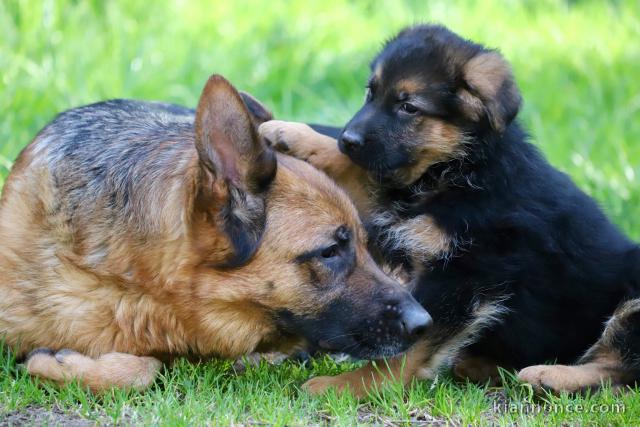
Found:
<box><xmin>389</xmin><ymin>118</ymin><xmax>466</xmax><ymax>186</ymax></box>
<box><xmin>25</xmin><ymin>349</ymin><xmax>162</xmax><ymax>393</ymax></box>
<box><xmin>260</xmin><ymin>121</ymin><xmax>374</xmax><ymax>216</ymax></box>
<box><xmin>259</xmin><ymin>123</ymin><xmax>465</xmax><ymax>217</ymax></box>
<box><xmin>394</xmin><ymin>78</ymin><xmax>426</xmax><ymax>95</ymax></box>
<box><xmin>302</xmin><ymin>344</ymin><xmax>428</xmax><ymax>397</ymax></box>
<box><xmin>0</xmin><ymin>75</ymin><xmax>423</xmax><ymax>392</ymax></box>
<box><xmin>461</xmin><ymin>52</ymin><xmax>521</xmax><ymax>132</ymax></box>
<box><xmin>368</xmin><ymin>212</ymin><xmax>452</xmax><ymax>267</ymax></box>
<box><xmin>517</xmin><ymin>353</ymin><xmax>626</xmax><ymax>394</ymax></box>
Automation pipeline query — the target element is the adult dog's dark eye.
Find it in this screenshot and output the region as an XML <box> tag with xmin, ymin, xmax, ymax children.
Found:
<box><xmin>321</xmin><ymin>244</ymin><xmax>340</xmax><ymax>259</ymax></box>
<box><xmin>400</xmin><ymin>103</ymin><xmax>419</xmax><ymax>114</ymax></box>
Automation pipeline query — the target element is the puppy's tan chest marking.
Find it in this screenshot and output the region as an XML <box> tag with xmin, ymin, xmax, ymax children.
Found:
<box><xmin>370</xmin><ymin>211</ymin><xmax>452</xmax><ymax>263</ymax></box>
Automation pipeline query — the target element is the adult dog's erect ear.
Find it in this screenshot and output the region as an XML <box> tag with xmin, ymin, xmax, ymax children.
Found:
<box><xmin>194</xmin><ymin>74</ymin><xmax>277</xmax><ymax>266</ymax></box>
<box><xmin>195</xmin><ymin>74</ymin><xmax>276</xmax><ymax>193</ymax></box>
<box><xmin>458</xmin><ymin>51</ymin><xmax>522</xmax><ymax>133</ymax></box>
<box><xmin>239</xmin><ymin>91</ymin><xmax>273</xmax><ymax>126</ymax></box>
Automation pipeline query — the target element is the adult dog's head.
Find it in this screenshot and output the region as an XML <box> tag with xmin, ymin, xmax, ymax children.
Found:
<box><xmin>191</xmin><ymin>75</ymin><xmax>431</xmax><ymax>359</ymax></box>
<box><xmin>338</xmin><ymin>24</ymin><xmax>522</xmax><ymax>186</ymax></box>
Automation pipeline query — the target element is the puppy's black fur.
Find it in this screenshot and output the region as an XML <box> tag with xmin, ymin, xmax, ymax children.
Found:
<box><xmin>311</xmin><ymin>25</ymin><xmax>640</xmax><ymax>386</ymax></box>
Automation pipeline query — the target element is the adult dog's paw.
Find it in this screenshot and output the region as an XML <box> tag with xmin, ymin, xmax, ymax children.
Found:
<box><xmin>24</xmin><ymin>348</ymin><xmax>84</xmax><ymax>382</ymax></box>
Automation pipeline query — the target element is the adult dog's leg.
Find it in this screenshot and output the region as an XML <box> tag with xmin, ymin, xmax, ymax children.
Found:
<box><xmin>24</xmin><ymin>348</ymin><xmax>162</xmax><ymax>393</ymax></box>
<box><xmin>519</xmin><ymin>299</ymin><xmax>640</xmax><ymax>393</ymax></box>
<box><xmin>259</xmin><ymin>121</ymin><xmax>373</xmax><ymax>215</ymax></box>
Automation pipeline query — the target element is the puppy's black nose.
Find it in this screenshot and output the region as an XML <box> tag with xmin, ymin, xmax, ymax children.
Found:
<box><xmin>340</xmin><ymin>130</ymin><xmax>365</xmax><ymax>152</ymax></box>
<box><xmin>400</xmin><ymin>302</ymin><xmax>432</xmax><ymax>340</ymax></box>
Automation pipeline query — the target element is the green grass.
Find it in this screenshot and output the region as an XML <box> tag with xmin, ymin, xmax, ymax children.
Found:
<box><xmin>2</xmin><ymin>344</ymin><xmax>639</xmax><ymax>425</ymax></box>
<box><xmin>1</xmin><ymin>0</ymin><xmax>639</xmax><ymax>425</ymax></box>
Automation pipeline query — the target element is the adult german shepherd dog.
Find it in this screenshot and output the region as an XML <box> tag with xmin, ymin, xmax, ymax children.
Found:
<box><xmin>261</xmin><ymin>25</ymin><xmax>640</xmax><ymax>395</ymax></box>
<box><xmin>0</xmin><ymin>74</ymin><xmax>431</xmax><ymax>392</ymax></box>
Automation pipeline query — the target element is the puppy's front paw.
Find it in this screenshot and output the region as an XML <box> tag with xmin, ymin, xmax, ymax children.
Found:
<box><xmin>258</xmin><ymin>121</ymin><xmax>320</xmax><ymax>160</ymax></box>
<box><xmin>518</xmin><ymin>364</ymin><xmax>582</xmax><ymax>393</ymax></box>
<box><xmin>302</xmin><ymin>375</ymin><xmax>351</xmax><ymax>396</ymax></box>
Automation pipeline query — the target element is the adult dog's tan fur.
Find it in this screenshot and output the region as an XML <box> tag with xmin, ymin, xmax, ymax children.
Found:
<box><xmin>0</xmin><ymin>74</ymin><xmax>426</xmax><ymax>392</ymax></box>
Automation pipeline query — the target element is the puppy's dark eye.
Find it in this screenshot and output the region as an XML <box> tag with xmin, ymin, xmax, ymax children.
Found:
<box><xmin>321</xmin><ymin>244</ymin><xmax>340</xmax><ymax>259</ymax></box>
<box><xmin>400</xmin><ymin>103</ymin><xmax>419</xmax><ymax>115</ymax></box>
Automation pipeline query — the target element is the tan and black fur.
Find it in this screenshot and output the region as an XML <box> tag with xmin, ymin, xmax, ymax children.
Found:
<box><xmin>0</xmin><ymin>74</ymin><xmax>432</xmax><ymax>392</ymax></box>
<box><xmin>261</xmin><ymin>25</ymin><xmax>640</xmax><ymax>396</ymax></box>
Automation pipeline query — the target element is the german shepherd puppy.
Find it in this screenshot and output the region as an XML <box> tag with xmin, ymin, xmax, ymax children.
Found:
<box><xmin>260</xmin><ymin>25</ymin><xmax>640</xmax><ymax>396</ymax></box>
<box><xmin>0</xmin><ymin>74</ymin><xmax>432</xmax><ymax>392</ymax></box>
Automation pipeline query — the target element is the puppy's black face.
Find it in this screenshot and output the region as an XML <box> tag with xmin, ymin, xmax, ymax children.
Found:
<box><xmin>339</xmin><ymin>25</ymin><xmax>522</xmax><ymax>187</ymax></box>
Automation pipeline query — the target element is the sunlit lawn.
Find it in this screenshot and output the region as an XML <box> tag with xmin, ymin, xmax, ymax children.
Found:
<box><xmin>1</xmin><ymin>0</ymin><xmax>639</xmax><ymax>425</ymax></box>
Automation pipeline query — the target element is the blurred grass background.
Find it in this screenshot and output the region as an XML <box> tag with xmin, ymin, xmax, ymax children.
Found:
<box><xmin>1</xmin><ymin>0</ymin><xmax>639</xmax><ymax>237</ymax></box>
<box><xmin>1</xmin><ymin>1</ymin><xmax>640</xmax><ymax>424</ymax></box>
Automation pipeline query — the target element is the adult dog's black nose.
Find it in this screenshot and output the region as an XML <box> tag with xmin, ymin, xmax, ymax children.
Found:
<box><xmin>400</xmin><ymin>302</ymin><xmax>432</xmax><ymax>340</ymax></box>
<box><xmin>339</xmin><ymin>130</ymin><xmax>365</xmax><ymax>152</ymax></box>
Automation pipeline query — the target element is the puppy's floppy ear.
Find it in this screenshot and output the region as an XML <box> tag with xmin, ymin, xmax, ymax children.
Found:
<box><xmin>194</xmin><ymin>74</ymin><xmax>277</xmax><ymax>266</ymax></box>
<box><xmin>239</xmin><ymin>91</ymin><xmax>273</xmax><ymax>125</ymax></box>
<box><xmin>458</xmin><ymin>51</ymin><xmax>522</xmax><ymax>132</ymax></box>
